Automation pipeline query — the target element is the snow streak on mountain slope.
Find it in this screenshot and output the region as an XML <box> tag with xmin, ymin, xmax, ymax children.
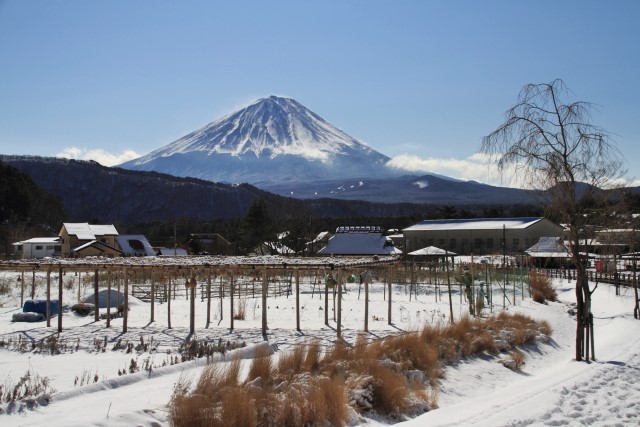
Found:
<box><xmin>120</xmin><ymin>96</ymin><xmax>392</xmax><ymax>183</ymax></box>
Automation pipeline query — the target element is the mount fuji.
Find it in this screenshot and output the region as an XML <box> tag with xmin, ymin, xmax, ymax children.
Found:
<box><xmin>120</xmin><ymin>96</ymin><xmax>394</xmax><ymax>184</ymax></box>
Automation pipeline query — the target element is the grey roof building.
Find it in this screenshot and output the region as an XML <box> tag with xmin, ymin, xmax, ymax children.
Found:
<box><xmin>403</xmin><ymin>217</ymin><xmax>563</xmax><ymax>256</ymax></box>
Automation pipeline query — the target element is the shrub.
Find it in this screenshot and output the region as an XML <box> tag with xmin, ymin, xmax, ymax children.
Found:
<box><xmin>233</xmin><ymin>299</ymin><xmax>246</xmax><ymax>320</ymax></box>
<box><xmin>247</xmin><ymin>344</ymin><xmax>273</xmax><ymax>382</ymax></box>
<box><xmin>529</xmin><ymin>272</ymin><xmax>557</xmax><ymax>303</ymax></box>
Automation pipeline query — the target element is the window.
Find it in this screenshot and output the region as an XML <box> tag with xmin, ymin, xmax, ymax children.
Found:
<box><xmin>46</xmin><ymin>245</ymin><xmax>54</xmax><ymax>250</ymax></box>
<box><xmin>35</xmin><ymin>245</ymin><xmax>43</xmax><ymax>250</ymax></box>
<box><xmin>487</xmin><ymin>238</ymin><xmax>494</xmax><ymax>250</ymax></box>
<box><xmin>438</xmin><ymin>239</ymin><xmax>445</xmax><ymax>247</ymax></box>
<box><xmin>427</xmin><ymin>239</ymin><xmax>434</xmax><ymax>246</ymax></box>
<box><xmin>474</xmin><ymin>238</ymin><xmax>482</xmax><ymax>249</ymax></box>
<box><xmin>512</xmin><ymin>238</ymin><xmax>520</xmax><ymax>248</ymax></box>
<box><xmin>449</xmin><ymin>239</ymin><xmax>456</xmax><ymax>250</ymax></box>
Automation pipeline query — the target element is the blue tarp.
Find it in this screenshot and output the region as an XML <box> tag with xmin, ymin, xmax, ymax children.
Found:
<box><xmin>23</xmin><ymin>299</ymin><xmax>59</xmax><ymax>316</ymax></box>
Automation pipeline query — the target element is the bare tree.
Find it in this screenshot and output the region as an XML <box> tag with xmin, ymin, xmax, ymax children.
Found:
<box><xmin>480</xmin><ymin>79</ymin><xmax>625</xmax><ymax>362</ymax></box>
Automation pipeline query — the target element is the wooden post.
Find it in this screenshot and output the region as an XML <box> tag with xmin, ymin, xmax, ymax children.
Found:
<box><xmin>167</xmin><ymin>275</ymin><xmax>172</xmax><ymax>329</ymax></box>
<box><xmin>106</xmin><ymin>270</ymin><xmax>111</xmax><ymax>328</ymax></box>
<box><xmin>337</xmin><ymin>269</ymin><xmax>343</xmax><ymax>338</ymax></box>
<box><xmin>230</xmin><ymin>273</ymin><xmax>235</xmax><ymax>331</ymax></box>
<box><xmin>150</xmin><ymin>273</ymin><xmax>155</xmax><ymax>323</ymax></box>
<box><xmin>46</xmin><ymin>269</ymin><xmax>51</xmax><ymax>327</ymax></box>
<box><xmin>446</xmin><ymin>256</ymin><xmax>454</xmax><ymax>324</ymax></box>
<box><xmin>295</xmin><ymin>270</ymin><xmax>300</xmax><ymax>332</ymax></box>
<box><xmin>20</xmin><ymin>271</ymin><xmax>24</xmax><ymax>307</ymax></box>
<box><xmin>261</xmin><ymin>268</ymin><xmax>268</xmax><ymax>338</ymax></box>
<box><xmin>219</xmin><ymin>275</ymin><xmax>224</xmax><ymax>321</ymax></box>
<box><xmin>31</xmin><ymin>271</ymin><xmax>35</xmax><ymax>300</ymax></box>
<box><xmin>94</xmin><ymin>269</ymin><xmax>99</xmax><ymax>322</ymax></box>
<box><xmin>324</xmin><ymin>274</ymin><xmax>329</xmax><ymax>326</ymax></box>
<box><xmin>387</xmin><ymin>273</ymin><xmax>392</xmax><ymax>326</ymax></box>
<box><xmin>206</xmin><ymin>272</ymin><xmax>212</xmax><ymax>326</ymax></box>
<box><xmin>58</xmin><ymin>265</ymin><xmax>63</xmax><ymax>332</ymax></box>
<box><xmin>364</xmin><ymin>280</ymin><xmax>369</xmax><ymax>332</ymax></box>
<box><xmin>190</xmin><ymin>277</ymin><xmax>196</xmax><ymax>335</ymax></box>
<box><xmin>123</xmin><ymin>269</ymin><xmax>129</xmax><ymax>333</ymax></box>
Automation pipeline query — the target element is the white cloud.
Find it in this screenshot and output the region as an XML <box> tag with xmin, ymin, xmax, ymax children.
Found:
<box><xmin>56</xmin><ymin>147</ymin><xmax>140</xmax><ymax>166</ymax></box>
<box><xmin>386</xmin><ymin>153</ymin><xmax>525</xmax><ymax>188</ymax></box>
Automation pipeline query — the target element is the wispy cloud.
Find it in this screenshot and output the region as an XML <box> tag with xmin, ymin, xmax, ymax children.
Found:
<box><xmin>386</xmin><ymin>153</ymin><xmax>525</xmax><ymax>188</ymax></box>
<box><xmin>56</xmin><ymin>147</ymin><xmax>140</xmax><ymax>166</ymax></box>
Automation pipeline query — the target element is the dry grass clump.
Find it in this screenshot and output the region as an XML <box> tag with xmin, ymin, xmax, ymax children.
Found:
<box><xmin>170</xmin><ymin>312</ymin><xmax>552</xmax><ymax>426</ymax></box>
<box><xmin>529</xmin><ymin>272</ymin><xmax>557</xmax><ymax>303</ymax></box>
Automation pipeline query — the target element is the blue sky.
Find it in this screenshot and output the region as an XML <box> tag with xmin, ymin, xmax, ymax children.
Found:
<box><xmin>1</xmin><ymin>0</ymin><xmax>639</xmax><ymax>186</ymax></box>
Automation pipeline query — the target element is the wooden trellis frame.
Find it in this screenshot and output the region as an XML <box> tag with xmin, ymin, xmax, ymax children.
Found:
<box><xmin>0</xmin><ymin>256</ymin><xmax>398</xmax><ymax>338</ymax></box>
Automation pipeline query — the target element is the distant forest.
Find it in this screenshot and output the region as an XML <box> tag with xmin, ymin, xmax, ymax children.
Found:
<box><xmin>2</xmin><ymin>156</ymin><xmax>639</xmax><ymax>256</ymax></box>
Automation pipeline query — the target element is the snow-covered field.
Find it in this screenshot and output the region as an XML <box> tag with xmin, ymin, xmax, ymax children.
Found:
<box><xmin>0</xmin><ymin>267</ymin><xmax>639</xmax><ymax>426</ymax></box>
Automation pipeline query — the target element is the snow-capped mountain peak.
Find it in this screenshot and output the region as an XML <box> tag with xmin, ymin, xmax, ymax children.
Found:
<box><xmin>120</xmin><ymin>96</ymin><xmax>392</xmax><ymax>184</ymax></box>
<box><xmin>132</xmin><ymin>96</ymin><xmax>382</xmax><ymax>163</ymax></box>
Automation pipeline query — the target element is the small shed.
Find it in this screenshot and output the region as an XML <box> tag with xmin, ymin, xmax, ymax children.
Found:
<box><xmin>525</xmin><ymin>236</ymin><xmax>571</xmax><ymax>268</ymax></box>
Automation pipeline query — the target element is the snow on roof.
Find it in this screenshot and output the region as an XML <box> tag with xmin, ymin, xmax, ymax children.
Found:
<box><xmin>0</xmin><ymin>254</ymin><xmax>398</xmax><ymax>270</ymax></box>
<box><xmin>115</xmin><ymin>235</ymin><xmax>156</xmax><ymax>257</ymax></box>
<box><xmin>12</xmin><ymin>237</ymin><xmax>60</xmax><ymax>245</ymax></box>
<box><xmin>63</xmin><ymin>223</ymin><xmax>118</xmax><ymax>240</ymax></box>
<box><xmin>72</xmin><ymin>240</ymin><xmax>123</xmax><ymax>254</ymax></box>
<box><xmin>408</xmin><ymin>246</ymin><xmax>456</xmax><ymax>256</ymax></box>
<box><xmin>403</xmin><ymin>217</ymin><xmax>545</xmax><ymax>232</ymax></box>
<box><xmin>525</xmin><ymin>237</ymin><xmax>571</xmax><ymax>258</ymax></box>
<box><xmin>311</xmin><ymin>231</ymin><xmax>331</xmax><ymax>243</ymax></box>
<box><xmin>318</xmin><ymin>233</ymin><xmax>401</xmax><ymax>256</ymax></box>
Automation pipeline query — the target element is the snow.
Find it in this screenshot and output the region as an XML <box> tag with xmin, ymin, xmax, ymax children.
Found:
<box><xmin>1</xmin><ymin>266</ymin><xmax>639</xmax><ymax>426</ymax></box>
<box><xmin>404</xmin><ymin>218</ymin><xmax>545</xmax><ymax>232</ymax></box>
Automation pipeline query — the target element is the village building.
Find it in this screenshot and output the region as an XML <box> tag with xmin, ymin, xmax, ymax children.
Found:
<box><xmin>188</xmin><ymin>233</ymin><xmax>233</xmax><ymax>255</ymax></box>
<box><xmin>317</xmin><ymin>226</ymin><xmax>402</xmax><ymax>256</ymax></box>
<box><xmin>58</xmin><ymin>223</ymin><xmax>120</xmax><ymax>258</ymax></box>
<box><xmin>525</xmin><ymin>236</ymin><xmax>571</xmax><ymax>268</ymax></box>
<box><xmin>12</xmin><ymin>237</ymin><xmax>61</xmax><ymax>259</ymax></box>
<box><xmin>115</xmin><ymin>235</ymin><xmax>156</xmax><ymax>257</ymax></box>
<box><xmin>402</xmin><ymin>217</ymin><xmax>563</xmax><ymax>256</ymax></box>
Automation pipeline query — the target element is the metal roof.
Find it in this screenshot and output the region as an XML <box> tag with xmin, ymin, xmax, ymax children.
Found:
<box><xmin>403</xmin><ymin>217</ymin><xmax>545</xmax><ymax>232</ymax></box>
<box><xmin>62</xmin><ymin>223</ymin><xmax>119</xmax><ymax>240</ymax></box>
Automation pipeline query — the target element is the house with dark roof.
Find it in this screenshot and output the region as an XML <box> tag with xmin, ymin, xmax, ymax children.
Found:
<box><xmin>525</xmin><ymin>236</ymin><xmax>571</xmax><ymax>267</ymax></box>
